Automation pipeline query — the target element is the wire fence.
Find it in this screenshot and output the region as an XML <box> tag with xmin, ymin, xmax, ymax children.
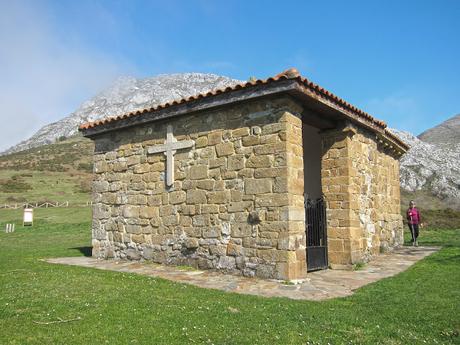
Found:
<box><xmin>0</xmin><ymin>201</ymin><xmax>93</xmax><ymax>209</ymax></box>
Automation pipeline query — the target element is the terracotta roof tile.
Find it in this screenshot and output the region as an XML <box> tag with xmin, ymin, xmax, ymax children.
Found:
<box><xmin>78</xmin><ymin>68</ymin><xmax>406</xmax><ymax>150</ymax></box>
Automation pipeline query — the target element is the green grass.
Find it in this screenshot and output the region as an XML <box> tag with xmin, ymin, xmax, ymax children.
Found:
<box><xmin>0</xmin><ymin>209</ymin><xmax>459</xmax><ymax>344</ymax></box>
<box><xmin>0</xmin><ymin>170</ymin><xmax>91</xmax><ymax>205</ymax></box>
<box><xmin>0</xmin><ymin>135</ymin><xmax>93</xmax><ymax>206</ymax></box>
<box><xmin>352</xmin><ymin>262</ymin><xmax>366</xmax><ymax>271</ymax></box>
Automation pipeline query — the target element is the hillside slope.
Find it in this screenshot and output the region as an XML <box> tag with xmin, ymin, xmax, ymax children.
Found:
<box><xmin>418</xmin><ymin>113</ymin><xmax>460</xmax><ymax>146</ymax></box>
<box><xmin>0</xmin><ymin>136</ymin><xmax>93</xmax><ymax>205</ymax></box>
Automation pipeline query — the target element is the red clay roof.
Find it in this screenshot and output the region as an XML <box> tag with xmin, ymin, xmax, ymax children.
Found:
<box><xmin>79</xmin><ymin>68</ymin><xmax>407</xmax><ymax>151</ymax></box>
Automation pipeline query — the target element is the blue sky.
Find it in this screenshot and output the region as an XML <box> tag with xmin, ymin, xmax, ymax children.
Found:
<box><xmin>0</xmin><ymin>0</ymin><xmax>459</xmax><ymax>151</ymax></box>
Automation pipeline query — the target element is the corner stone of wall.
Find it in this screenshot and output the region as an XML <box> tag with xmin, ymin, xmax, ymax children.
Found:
<box><xmin>321</xmin><ymin>124</ymin><xmax>403</xmax><ymax>267</ymax></box>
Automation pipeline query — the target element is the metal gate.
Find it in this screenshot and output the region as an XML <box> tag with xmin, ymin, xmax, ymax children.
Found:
<box><xmin>305</xmin><ymin>197</ymin><xmax>328</xmax><ymax>272</ymax></box>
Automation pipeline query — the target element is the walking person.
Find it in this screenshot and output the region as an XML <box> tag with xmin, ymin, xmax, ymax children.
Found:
<box><xmin>407</xmin><ymin>200</ymin><xmax>422</xmax><ymax>246</ymax></box>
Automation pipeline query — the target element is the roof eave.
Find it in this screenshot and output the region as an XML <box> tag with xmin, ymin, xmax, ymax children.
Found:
<box><xmin>79</xmin><ymin>77</ymin><xmax>409</xmax><ymax>153</ymax></box>
<box><xmin>289</xmin><ymin>83</ymin><xmax>409</xmax><ymax>153</ymax></box>
<box><xmin>79</xmin><ymin>78</ymin><xmax>298</xmax><ymax>138</ymax></box>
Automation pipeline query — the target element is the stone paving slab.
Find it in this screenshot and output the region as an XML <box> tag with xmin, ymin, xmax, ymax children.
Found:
<box><xmin>46</xmin><ymin>246</ymin><xmax>439</xmax><ymax>301</ymax></box>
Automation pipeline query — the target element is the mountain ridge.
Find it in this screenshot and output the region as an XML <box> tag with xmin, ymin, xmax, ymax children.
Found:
<box><xmin>390</xmin><ymin>127</ymin><xmax>460</xmax><ymax>206</ymax></box>
<box><xmin>418</xmin><ymin>113</ymin><xmax>460</xmax><ymax>146</ymax></box>
<box><xmin>1</xmin><ymin>73</ymin><xmax>241</xmax><ymax>155</ymax></box>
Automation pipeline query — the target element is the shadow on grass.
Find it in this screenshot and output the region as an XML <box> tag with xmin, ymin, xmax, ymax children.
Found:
<box><xmin>70</xmin><ymin>246</ymin><xmax>92</xmax><ymax>257</ymax></box>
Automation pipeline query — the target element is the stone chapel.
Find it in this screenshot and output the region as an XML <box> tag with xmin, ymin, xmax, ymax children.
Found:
<box><xmin>79</xmin><ymin>68</ymin><xmax>408</xmax><ymax>281</ymax></box>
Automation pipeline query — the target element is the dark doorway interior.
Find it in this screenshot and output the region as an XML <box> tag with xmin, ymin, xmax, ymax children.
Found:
<box><xmin>302</xmin><ymin>122</ymin><xmax>328</xmax><ymax>271</ymax></box>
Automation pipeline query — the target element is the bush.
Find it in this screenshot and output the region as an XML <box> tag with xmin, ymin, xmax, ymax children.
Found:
<box><xmin>0</xmin><ymin>177</ymin><xmax>32</xmax><ymax>193</ymax></box>
<box><xmin>5</xmin><ymin>196</ymin><xmax>27</xmax><ymax>202</ymax></box>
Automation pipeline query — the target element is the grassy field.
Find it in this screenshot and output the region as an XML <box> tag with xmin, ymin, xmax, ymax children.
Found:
<box><xmin>0</xmin><ymin>136</ymin><xmax>93</xmax><ymax>206</ymax></box>
<box><xmin>0</xmin><ymin>170</ymin><xmax>91</xmax><ymax>205</ymax></box>
<box><xmin>0</xmin><ymin>208</ymin><xmax>459</xmax><ymax>345</ymax></box>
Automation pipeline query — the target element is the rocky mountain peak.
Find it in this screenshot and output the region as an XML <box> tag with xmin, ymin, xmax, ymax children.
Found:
<box><xmin>390</xmin><ymin>126</ymin><xmax>460</xmax><ymax>207</ymax></box>
<box><xmin>1</xmin><ymin>72</ymin><xmax>241</xmax><ymax>155</ymax></box>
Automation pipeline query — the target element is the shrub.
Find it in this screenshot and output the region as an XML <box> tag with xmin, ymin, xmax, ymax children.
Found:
<box><xmin>0</xmin><ymin>177</ymin><xmax>32</xmax><ymax>193</ymax></box>
<box><xmin>6</xmin><ymin>196</ymin><xmax>27</xmax><ymax>202</ymax></box>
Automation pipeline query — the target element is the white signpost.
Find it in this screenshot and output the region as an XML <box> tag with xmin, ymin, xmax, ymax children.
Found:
<box><xmin>147</xmin><ymin>125</ymin><xmax>194</xmax><ymax>187</ymax></box>
<box><xmin>23</xmin><ymin>208</ymin><xmax>34</xmax><ymax>226</ymax></box>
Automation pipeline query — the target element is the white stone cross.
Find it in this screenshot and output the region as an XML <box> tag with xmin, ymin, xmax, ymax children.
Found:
<box><xmin>147</xmin><ymin>125</ymin><xmax>194</xmax><ymax>187</ymax></box>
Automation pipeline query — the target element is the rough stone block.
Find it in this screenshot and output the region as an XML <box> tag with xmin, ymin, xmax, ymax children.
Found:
<box><xmin>150</xmin><ymin>162</ymin><xmax>165</xmax><ymax>172</ymax></box>
<box><xmin>127</xmin><ymin>156</ymin><xmax>141</xmax><ymax>166</ymax></box>
<box><xmin>227</xmin><ymin>201</ymin><xmax>252</xmax><ymax>213</ymax></box>
<box><xmin>195</xmin><ymin>136</ymin><xmax>208</xmax><ymax>148</ymax></box>
<box><xmin>227</xmin><ymin>154</ymin><xmax>245</xmax><ymax>171</ymax></box>
<box><xmin>169</xmin><ymin>191</ymin><xmax>186</xmax><ymax>204</ymax></box>
<box><xmin>122</xmin><ymin>205</ymin><xmax>139</xmax><ymax>218</ymax></box>
<box><xmin>209</xmin><ymin>158</ymin><xmax>226</xmax><ymax>168</ymax></box>
<box><xmin>189</xmin><ymin>165</ymin><xmax>208</xmax><ymax>180</ymax></box>
<box><xmin>159</xmin><ymin>205</ymin><xmax>175</xmax><ymax>216</ymax></box>
<box><xmin>132</xmin><ymin>234</ymin><xmax>144</xmax><ymax>243</ymax></box>
<box><xmin>201</xmin><ymin>204</ymin><xmax>219</xmax><ymax>214</ymax></box>
<box><xmin>93</xmin><ymin>181</ymin><xmax>109</xmax><ymax>193</ymax></box>
<box><xmin>244</xmin><ymin>178</ymin><xmax>272</xmax><ymax>194</ymax></box>
<box><xmin>207</xmin><ymin>191</ymin><xmax>230</xmax><ymax>204</ymax></box>
<box><xmin>139</xmin><ymin>206</ymin><xmax>157</xmax><ymax>219</ymax></box>
<box><xmin>216</xmin><ymin>256</ymin><xmax>236</xmax><ymax>270</ymax></box>
<box><xmin>113</xmin><ymin>161</ymin><xmax>128</xmax><ymax>172</ymax></box>
<box><xmin>147</xmin><ymin>195</ymin><xmax>162</xmax><ymax>206</ymax></box>
<box><xmin>255</xmin><ymin>194</ymin><xmax>289</xmax><ymax>207</ymax></box>
<box><xmin>163</xmin><ymin>215</ymin><xmax>179</xmax><ymax>226</ymax></box>
<box><xmin>126</xmin><ymin>224</ymin><xmax>142</xmax><ymax>234</ymax></box>
<box><xmin>185</xmin><ymin>238</ymin><xmax>199</xmax><ymax>249</ymax></box>
<box><xmin>186</xmin><ymin>189</ymin><xmax>207</xmax><ymax>204</ymax></box>
<box><xmin>227</xmin><ymin>243</ymin><xmax>243</xmax><ymax>256</ymax></box>
<box><xmin>196</xmin><ymin>179</ymin><xmax>215</xmax><ymax>190</ymax></box>
<box><xmin>127</xmin><ymin>195</ymin><xmax>147</xmax><ymax>205</ymax></box>
<box><xmin>198</xmin><ymin>147</ymin><xmax>215</xmax><ymax>159</ymax></box>
<box><xmin>203</xmin><ymin>227</ymin><xmax>220</xmax><ymax>238</ymax></box>
<box><xmin>246</xmin><ymin>155</ymin><xmax>272</xmax><ymax>168</ymax></box>
<box><xmin>242</xmin><ymin>135</ymin><xmax>260</xmax><ymax>146</ymax></box>
<box><xmin>94</xmin><ymin>161</ymin><xmax>108</xmax><ymax>173</ymax></box>
<box><xmin>192</xmin><ymin>214</ymin><xmax>209</xmax><ymax>227</ymax></box>
<box><xmin>208</xmin><ymin>131</ymin><xmax>223</xmax><ymax>145</ymax></box>
<box><xmin>209</xmin><ymin>244</ymin><xmax>226</xmax><ymax>256</ymax></box>
<box><xmin>134</xmin><ymin>163</ymin><xmax>150</xmax><ymax>174</ymax></box>
<box><xmin>232</xmin><ymin>127</ymin><xmax>250</xmax><ymax>137</ymax></box>
<box><xmin>254</xmin><ymin>167</ymin><xmax>286</xmax><ymax>178</ymax></box>
<box><xmin>231</xmin><ymin>223</ymin><xmax>252</xmax><ymax>237</ymax></box>
<box><xmin>216</xmin><ymin>142</ymin><xmax>235</xmax><ymax>157</ymax></box>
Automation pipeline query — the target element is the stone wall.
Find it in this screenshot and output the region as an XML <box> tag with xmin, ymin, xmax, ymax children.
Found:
<box><xmin>90</xmin><ymin>96</ymin><xmax>307</xmax><ymax>280</ymax></box>
<box><xmin>321</xmin><ymin>124</ymin><xmax>403</xmax><ymax>267</ymax></box>
<box><xmin>89</xmin><ymin>93</ymin><xmax>403</xmax><ymax>278</ymax></box>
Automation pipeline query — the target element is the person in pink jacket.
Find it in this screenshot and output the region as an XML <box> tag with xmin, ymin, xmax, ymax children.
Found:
<box><xmin>407</xmin><ymin>200</ymin><xmax>422</xmax><ymax>246</ymax></box>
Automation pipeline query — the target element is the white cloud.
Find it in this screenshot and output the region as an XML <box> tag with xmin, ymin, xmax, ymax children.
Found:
<box><xmin>0</xmin><ymin>1</ymin><xmax>129</xmax><ymax>152</ymax></box>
